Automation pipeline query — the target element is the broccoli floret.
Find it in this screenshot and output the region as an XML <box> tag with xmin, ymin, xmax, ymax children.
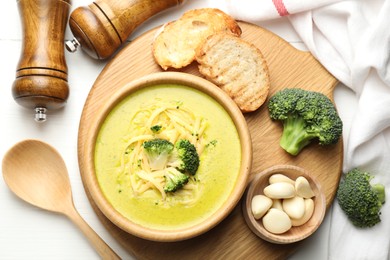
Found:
<box><xmin>337</xmin><ymin>168</ymin><xmax>386</xmax><ymax>228</ymax></box>
<box><xmin>150</xmin><ymin>125</ymin><xmax>162</xmax><ymax>133</ymax></box>
<box><xmin>268</xmin><ymin>88</ymin><xmax>343</xmax><ymax>155</ymax></box>
<box><xmin>163</xmin><ymin>167</ymin><xmax>189</xmax><ymax>192</ymax></box>
<box><xmin>143</xmin><ymin>139</ymin><xmax>174</xmax><ymax>170</ymax></box>
<box><xmin>168</xmin><ymin>139</ymin><xmax>200</xmax><ymax>175</ymax></box>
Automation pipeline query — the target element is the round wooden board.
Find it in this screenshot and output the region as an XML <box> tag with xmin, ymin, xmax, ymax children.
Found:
<box><xmin>78</xmin><ymin>22</ymin><xmax>343</xmax><ymax>259</ymax></box>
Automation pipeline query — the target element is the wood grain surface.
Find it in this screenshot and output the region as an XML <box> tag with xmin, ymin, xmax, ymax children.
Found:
<box><xmin>69</xmin><ymin>0</ymin><xmax>183</xmax><ymax>59</ymax></box>
<box><xmin>2</xmin><ymin>140</ymin><xmax>120</xmax><ymax>259</ymax></box>
<box><xmin>78</xmin><ymin>21</ymin><xmax>343</xmax><ymax>259</ymax></box>
<box><xmin>13</xmin><ymin>0</ymin><xmax>71</xmax><ymax>111</ymax></box>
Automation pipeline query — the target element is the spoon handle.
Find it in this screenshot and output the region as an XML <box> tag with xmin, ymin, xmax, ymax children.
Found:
<box><xmin>65</xmin><ymin>204</ymin><xmax>121</xmax><ymax>259</ymax></box>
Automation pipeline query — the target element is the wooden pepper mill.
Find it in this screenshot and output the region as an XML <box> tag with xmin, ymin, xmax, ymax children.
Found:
<box><xmin>65</xmin><ymin>0</ymin><xmax>184</xmax><ymax>59</ymax></box>
<box><xmin>13</xmin><ymin>0</ymin><xmax>71</xmax><ymax>122</ymax></box>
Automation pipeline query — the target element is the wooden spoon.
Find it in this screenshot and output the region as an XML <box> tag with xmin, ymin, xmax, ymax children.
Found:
<box><xmin>2</xmin><ymin>139</ymin><xmax>120</xmax><ymax>260</ymax></box>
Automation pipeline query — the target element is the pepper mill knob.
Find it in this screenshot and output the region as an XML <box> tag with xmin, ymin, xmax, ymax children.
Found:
<box><xmin>12</xmin><ymin>0</ymin><xmax>71</xmax><ymax>122</ymax></box>
<box><xmin>34</xmin><ymin>107</ymin><xmax>47</xmax><ymax>122</ymax></box>
<box><xmin>66</xmin><ymin>0</ymin><xmax>184</xmax><ymax>59</ymax></box>
<box><xmin>65</xmin><ymin>38</ymin><xmax>81</xmax><ymax>53</ymax></box>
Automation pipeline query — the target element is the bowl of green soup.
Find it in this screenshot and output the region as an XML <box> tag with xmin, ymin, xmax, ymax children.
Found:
<box><xmin>83</xmin><ymin>72</ymin><xmax>252</xmax><ymax>242</ymax></box>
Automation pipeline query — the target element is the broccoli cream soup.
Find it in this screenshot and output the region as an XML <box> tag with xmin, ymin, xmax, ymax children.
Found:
<box><xmin>95</xmin><ymin>84</ymin><xmax>241</xmax><ymax>230</ymax></box>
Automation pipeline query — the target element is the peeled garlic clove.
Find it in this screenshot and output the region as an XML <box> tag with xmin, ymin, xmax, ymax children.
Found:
<box><xmin>262</xmin><ymin>208</ymin><xmax>292</xmax><ymax>234</ymax></box>
<box><xmin>263</xmin><ymin>182</ymin><xmax>295</xmax><ymax>199</ymax></box>
<box><xmin>269</xmin><ymin>173</ymin><xmax>295</xmax><ymax>185</ymax></box>
<box><xmin>291</xmin><ymin>199</ymin><xmax>315</xmax><ymax>226</ymax></box>
<box><xmin>295</xmin><ymin>176</ymin><xmax>315</xmax><ymax>198</ymax></box>
<box><xmin>272</xmin><ymin>199</ymin><xmax>283</xmax><ymax>211</ymax></box>
<box><xmin>251</xmin><ymin>195</ymin><xmax>273</xmax><ymax>219</ymax></box>
<box><xmin>282</xmin><ymin>196</ymin><xmax>305</xmax><ymax>219</ymax></box>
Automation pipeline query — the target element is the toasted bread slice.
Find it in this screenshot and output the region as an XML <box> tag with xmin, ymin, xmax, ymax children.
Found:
<box><xmin>195</xmin><ymin>33</ymin><xmax>270</xmax><ymax>112</ymax></box>
<box><xmin>153</xmin><ymin>8</ymin><xmax>241</xmax><ymax>70</ymax></box>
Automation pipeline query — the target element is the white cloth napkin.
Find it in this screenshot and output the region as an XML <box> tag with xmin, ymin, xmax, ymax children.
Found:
<box><xmin>207</xmin><ymin>0</ymin><xmax>390</xmax><ymax>259</ymax></box>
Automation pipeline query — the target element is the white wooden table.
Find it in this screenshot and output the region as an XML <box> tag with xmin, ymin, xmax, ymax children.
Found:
<box><xmin>0</xmin><ymin>0</ymin><xmax>355</xmax><ymax>259</ymax></box>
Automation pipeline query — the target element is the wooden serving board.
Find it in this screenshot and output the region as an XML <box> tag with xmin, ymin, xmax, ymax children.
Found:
<box><xmin>78</xmin><ymin>22</ymin><xmax>343</xmax><ymax>259</ymax></box>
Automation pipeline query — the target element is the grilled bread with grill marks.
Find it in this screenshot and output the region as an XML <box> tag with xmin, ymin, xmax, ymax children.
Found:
<box><xmin>195</xmin><ymin>33</ymin><xmax>270</xmax><ymax>112</ymax></box>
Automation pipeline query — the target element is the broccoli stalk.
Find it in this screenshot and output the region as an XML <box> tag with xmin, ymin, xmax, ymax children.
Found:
<box><xmin>163</xmin><ymin>167</ymin><xmax>189</xmax><ymax>192</ymax></box>
<box><xmin>143</xmin><ymin>139</ymin><xmax>174</xmax><ymax>170</ymax></box>
<box><xmin>268</xmin><ymin>88</ymin><xmax>343</xmax><ymax>156</ymax></box>
<box><xmin>280</xmin><ymin>114</ymin><xmax>317</xmax><ymax>155</ymax></box>
<box><xmin>337</xmin><ymin>168</ymin><xmax>386</xmax><ymax>228</ymax></box>
<box><xmin>168</xmin><ymin>139</ymin><xmax>200</xmax><ymax>175</ymax></box>
<box><xmin>373</xmin><ymin>183</ymin><xmax>386</xmax><ymax>205</ymax></box>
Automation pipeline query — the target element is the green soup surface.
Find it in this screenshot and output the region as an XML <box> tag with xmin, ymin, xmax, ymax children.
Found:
<box><xmin>95</xmin><ymin>84</ymin><xmax>241</xmax><ymax>230</ymax></box>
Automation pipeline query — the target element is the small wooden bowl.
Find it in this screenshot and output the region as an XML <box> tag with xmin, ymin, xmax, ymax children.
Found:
<box><xmin>83</xmin><ymin>72</ymin><xmax>252</xmax><ymax>242</ymax></box>
<box><xmin>242</xmin><ymin>165</ymin><xmax>326</xmax><ymax>244</ymax></box>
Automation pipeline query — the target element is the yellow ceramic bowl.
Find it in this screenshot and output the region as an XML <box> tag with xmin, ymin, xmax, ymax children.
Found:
<box><xmin>83</xmin><ymin>72</ymin><xmax>252</xmax><ymax>242</ymax></box>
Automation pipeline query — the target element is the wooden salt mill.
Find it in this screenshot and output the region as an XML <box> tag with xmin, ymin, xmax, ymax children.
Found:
<box><xmin>12</xmin><ymin>0</ymin><xmax>71</xmax><ymax>122</ymax></box>
<box><xmin>65</xmin><ymin>0</ymin><xmax>184</xmax><ymax>59</ymax></box>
